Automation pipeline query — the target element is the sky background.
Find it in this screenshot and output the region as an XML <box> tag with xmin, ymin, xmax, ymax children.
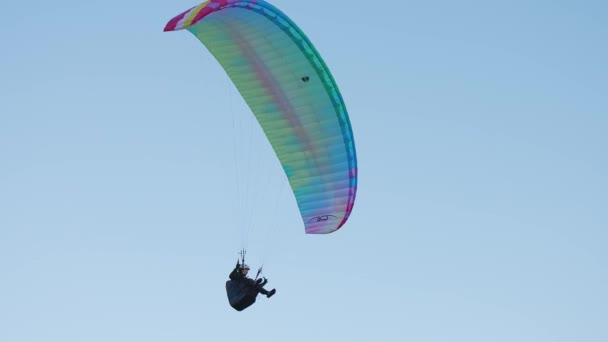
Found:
<box><xmin>1</xmin><ymin>0</ymin><xmax>607</xmax><ymax>341</ymax></box>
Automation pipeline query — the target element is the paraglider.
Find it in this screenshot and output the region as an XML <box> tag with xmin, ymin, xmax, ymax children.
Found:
<box><xmin>164</xmin><ymin>0</ymin><xmax>357</xmax><ymax>310</ymax></box>
<box><xmin>226</xmin><ymin>251</ymin><xmax>276</xmax><ymax>311</ymax></box>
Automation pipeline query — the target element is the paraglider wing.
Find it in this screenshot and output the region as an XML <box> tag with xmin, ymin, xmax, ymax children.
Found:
<box><xmin>165</xmin><ymin>0</ymin><xmax>357</xmax><ymax>234</ymax></box>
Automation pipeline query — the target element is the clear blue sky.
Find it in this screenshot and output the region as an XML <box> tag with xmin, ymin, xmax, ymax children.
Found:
<box><xmin>1</xmin><ymin>0</ymin><xmax>607</xmax><ymax>341</ymax></box>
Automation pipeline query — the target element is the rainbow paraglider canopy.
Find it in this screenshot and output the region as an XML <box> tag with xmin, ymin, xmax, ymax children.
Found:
<box><xmin>165</xmin><ymin>0</ymin><xmax>357</xmax><ymax>234</ymax></box>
